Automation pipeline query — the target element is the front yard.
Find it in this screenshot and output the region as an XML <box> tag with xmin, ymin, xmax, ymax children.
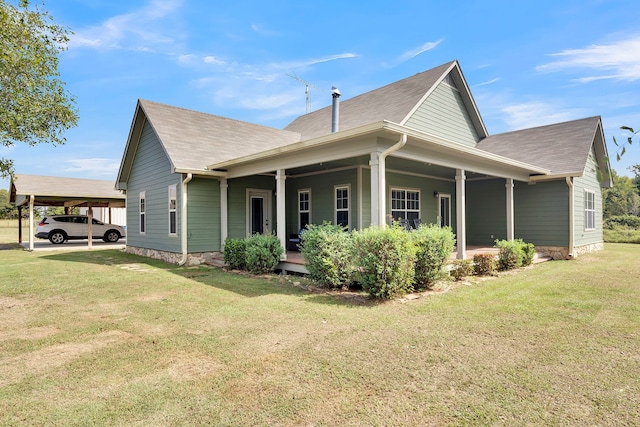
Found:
<box><xmin>1</xmin><ymin>244</ymin><xmax>638</xmax><ymax>425</ymax></box>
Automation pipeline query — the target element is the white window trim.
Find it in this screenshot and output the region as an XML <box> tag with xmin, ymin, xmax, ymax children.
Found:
<box><xmin>585</xmin><ymin>190</ymin><xmax>596</xmax><ymax>231</ymax></box>
<box><xmin>168</xmin><ymin>185</ymin><xmax>177</xmax><ymax>236</ymax></box>
<box><xmin>437</xmin><ymin>193</ymin><xmax>452</xmax><ymax>228</ymax></box>
<box><xmin>139</xmin><ymin>191</ymin><xmax>146</xmax><ymax>234</ymax></box>
<box><xmin>298</xmin><ymin>189</ymin><xmax>311</xmax><ymax>231</ymax></box>
<box><xmin>390</xmin><ymin>187</ymin><xmax>421</xmax><ymax>221</ymax></box>
<box><xmin>334</xmin><ymin>184</ymin><xmax>351</xmax><ymax>230</ymax></box>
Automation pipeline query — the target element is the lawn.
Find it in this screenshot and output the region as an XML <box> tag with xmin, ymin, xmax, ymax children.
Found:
<box><xmin>1</xmin><ymin>244</ymin><xmax>638</xmax><ymax>425</ymax></box>
<box><xmin>0</xmin><ymin>219</ymin><xmax>20</xmax><ymax>245</ymax></box>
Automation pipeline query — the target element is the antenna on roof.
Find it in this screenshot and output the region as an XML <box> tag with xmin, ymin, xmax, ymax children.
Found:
<box><xmin>287</xmin><ymin>72</ymin><xmax>317</xmax><ymax>114</ymax></box>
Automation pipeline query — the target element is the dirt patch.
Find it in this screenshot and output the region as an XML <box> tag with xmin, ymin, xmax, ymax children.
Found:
<box><xmin>0</xmin><ymin>330</ymin><xmax>132</xmax><ymax>386</ymax></box>
<box><xmin>1</xmin><ymin>325</ymin><xmax>60</xmax><ymax>341</ymax></box>
<box><xmin>0</xmin><ymin>243</ymin><xmax>21</xmax><ymax>250</ymax></box>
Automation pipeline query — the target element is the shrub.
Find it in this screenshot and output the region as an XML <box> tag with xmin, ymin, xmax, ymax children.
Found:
<box><xmin>244</xmin><ymin>233</ymin><xmax>284</xmax><ymax>274</ymax></box>
<box><xmin>473</xmin><ymin>253</ymin><xmax>496</xmax><ymax>276</ymax></box>
<box><xmin>300</xmin><ymin>222</ymin><xmax>354</xmax><ymax>288</ymax></box>
<box><xmin>450</xmin><ymin>259</ymin><xmax>473</xmax><ymax>281</ymax></box>
<box><xmin>412</xmin><ymin>225</ymin><xmax>455</xmax><ymax>290</ymax></box>
<box><xmin>604</xmin><ymin>215</ymin><xmax>640</xmax><ymax>230</ymax></box>
<box><xmin>495</xmin><ymin>239</ymin><xmax>535</xmax><ymax>270</ymax></box>
<box><xmin>223</xmin><ymin>238</ymin><xmax>246</xmax><ymax>270</ymax></box>
<box><xmin>352</xmin><ymin>225</ymin><xmax>416</xmax><ymax>299</ymax></box>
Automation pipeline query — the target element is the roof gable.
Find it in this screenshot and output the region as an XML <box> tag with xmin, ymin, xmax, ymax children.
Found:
<box><xmin>284</xmin><ymin>61</ymin><xmax>488</xmax><ymax>141</ymax></box>
<box><xmin>476</xmin><ymin>116</ymin><xmax>611</xmax><ymax>180</ymax></box>
<box><xmin>117</xmin><ymin>100</ymin><xmax>301</xmax><ymax>187</ymax></box>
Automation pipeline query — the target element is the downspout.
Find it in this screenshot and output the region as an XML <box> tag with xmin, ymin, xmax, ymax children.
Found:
<box><xmin>566</xmin><ymin>177</ymin><xmax>574</xmax><ymax>258</ymax></box>
<box><xmin>178</xmin><ymin>173</ymin><xmax>193</xmax><ymax>266</ymax></box>
<box><xmin>378</xmin><ymin>133</ymin><xmax>407</xmax><ymax>226</ymax></box>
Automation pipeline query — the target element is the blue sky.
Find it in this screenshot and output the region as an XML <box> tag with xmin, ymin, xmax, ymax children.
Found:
<box><xmin>3</xmin><ymin>0</ymin><xmax>640</xmax><ymax>190</ymax></box>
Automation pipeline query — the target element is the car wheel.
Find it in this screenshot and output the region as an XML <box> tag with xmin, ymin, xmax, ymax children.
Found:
<box><xmin>104</xmin><ymin>230</ymin><xmax>120</xmax><ymax>243</ymax></box>
<box><xmin>49</xmin><ymin>230</ymin><xmax>67</xmax><ymax>244</ymax></box>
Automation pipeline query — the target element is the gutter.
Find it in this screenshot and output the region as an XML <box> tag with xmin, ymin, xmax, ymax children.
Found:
<box><xmin>378</xmin><ymin>133</ymin><xmax>407</xmax><ymax>226</ymax></box>
<box><xmin>178</xmin><ymin>173</ymin><xmax>193</xmax><ymax>266</ymax></box>
<box><xmin>566</xmin><ymin>177</ymin><xmax>574</xmax><ymax>258</ymax></box>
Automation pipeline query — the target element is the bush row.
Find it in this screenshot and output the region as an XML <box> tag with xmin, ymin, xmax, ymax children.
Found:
<box><xmin>223</xmin><ymin>234</ymin><xmax>284</xmax><ymax>274</ymax></box>
<box><xmin>300</xmin><ymin>222</ymin><xmax>455</xmax><ymax>299</ymax></box>
<box><xmin>604</xmin><ymin>215</ymin><xmax>640</xmax><ymax>230</ymax></box>
<box><xmin>449</xmin><ymin>239</ymin><xmax>536</xmax><ymax>281</ymax></box>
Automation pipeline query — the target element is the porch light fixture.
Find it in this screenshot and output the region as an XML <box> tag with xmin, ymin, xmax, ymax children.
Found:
<box><xmin>434</xmin><ymin>191</ymin><xmax>440</xmax><ymax>198</ymax></box>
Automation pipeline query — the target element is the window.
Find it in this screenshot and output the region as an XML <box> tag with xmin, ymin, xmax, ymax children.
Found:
<box><xmin>139</xmin><ymin>191</ymin><xmax>146</xmax><ymax>234</ymax></box>
<box><xmin>391</xmin><ymin>188</ymin><xmax>420</xmax><ymax>221</ymax></box>
<box><xmin>585</xmin><ymin>190</ymin><xmax>596</xmax><ymax>230</ymax></box>
<box><xmin>335</xmin><ymin>185</ymin><xmax>350</xmax><ymax>229</ymax></box>
<box><xmin>168</xmin><ymin>185</ymin><xmax>177</xmax><ymax>235</ymax></box>
<box><xmin>298</xmin><ymin>189</ymin><xmax>310</xmax><ymax>231</ymax></box>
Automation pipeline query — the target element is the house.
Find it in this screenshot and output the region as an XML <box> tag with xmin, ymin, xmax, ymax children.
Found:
<box><xmin>115</xmin><ymin>60</ymin><xmax>612</xmax><ymax>266</ymax></box>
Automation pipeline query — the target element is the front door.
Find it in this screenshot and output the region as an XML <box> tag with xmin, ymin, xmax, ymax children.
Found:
<box><xmin>438</xmin><ymin>194</ymin><xmax>451</xmax><ymax>228</ymax></box>
<box><xmin>247</xmin><ymin>190</ymin><xmax>271</xmax><ymax>235</ymax></box>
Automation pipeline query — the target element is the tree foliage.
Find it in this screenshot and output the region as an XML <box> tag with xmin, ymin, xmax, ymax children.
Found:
<box><xmin>612</xmin><ymin>125</ymin><xmax>638</xmax><ymax>161</ymax></box>
<box><xmin>0</xmin><ymin>0</ymin><xmax>78</xmax><ymax>178</ymax></box>
<box><xmin>603</xmin><ymin>170</ymin><xmax>640</xmax><ymax>217</ymax></box>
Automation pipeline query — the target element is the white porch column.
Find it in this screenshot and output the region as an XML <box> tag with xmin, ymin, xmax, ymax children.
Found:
<box><xmin>275</xmin><ymin>169</ymin><xmax>287</xmax><ymax>260</ymax></box>
<box><xmin>220</xmin><ymin>178</ymin><xmax>228</xmax><ymax>248</ymax></box>
<box><xmin>506</xmin><ymin>178</ymin><xmax>514</xmax><ymax>241</ymax></box>
<box><xmin>28</xmin><ymin>195</ymin><xmax>34</xmax><ymax>251</ymax></box>
<box><xmin>455</xmin><ymin>169</ymin><xmax>466</xmax><ymax>259</ymax></box>
<box><xmin>369</xmin><ymin>152</ymin><xmax>380</xmax><ymax>226</ymax></box>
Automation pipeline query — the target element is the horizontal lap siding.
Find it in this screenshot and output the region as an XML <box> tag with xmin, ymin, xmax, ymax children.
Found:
<box><xmin>386</xmin><ymin>171</ymin><xmax>456</xmax><ymax>229</ymax></box>
<box><xmin>127</xmin><ymin>121</ymin><xmax>181</xmax><ymax>252</ymax></box>
<box><xmin>514</xmin><ymin>180</ymin><xmax>569</xmax><ymax>246</ymax></box>
<box><xmin>404</xmin><ymin>81</ymin><xmax>479</xmax><ymax>147</ymax></box>
<box><xmin>187</xmin><ymin>177</ymin><xmax>221</xmax><ymax>252</ymax></box>
<box><xmin>287</xmin><ymin>169</ymin><xmax>358</xmax><ymax>234</ymax></box>
<box><xmin>361</xmin><ymin>167</ymin><xmax>371</xmax><ymax>228</ymax></box>
<box><xmin>467</xmin><ymin>179</ymin><xmax>507</xmax><ymax>245</ymax></box>
<box><xmin>574</xmin><ymin>148</ymin><xmax>603</xmax><ymax>246</ymax></box>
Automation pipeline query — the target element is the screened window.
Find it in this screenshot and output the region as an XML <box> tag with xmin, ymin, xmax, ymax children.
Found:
<box><xmin>585</xmin><ymin>190</ymin><xmax>596</xmax><ymax>230</ymax></box>
<box><xmin>168</xmin><ymin>185</ymin><xmax>177</xmax><ymax>235</ymax></box>
<box><xmin>298</xmin><ymin>190</ymin><xmax>310</xmax><ymax>230</ymax></box>
<box><xmin>335</xmin><ymin>185</ymin><xmax>350</xmax><ymax>229</ymax></box>
<box><xmin>391</xmin><ymin>188</ymin><xmax>420</xmax><ymax>221</ymax></box>
<box><xmin>139</xmin><ymin>191</ymin><xmax>146</xmax><ymax>234</ymax></box>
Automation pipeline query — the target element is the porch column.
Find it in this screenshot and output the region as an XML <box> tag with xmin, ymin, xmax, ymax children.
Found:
<box><xmin>506</xmin><ymin>178</ymin><xmax>514</xmax><ymax>241</ymax></box>
<box><xmin>28</xmin><ymin>195</ymin><xmax>34</xmax><ymax>251</ymax></box>
<box><xmin>275</xmin><ymin>169</ymin><xmax>287</xmax><ymax>261</ymax></box>
<box><xmin>219</xmin><ymin>178</ymin><xmax>228</xmax><ymax>248</ymax></box>
<box><xmin>369</xmin><ymin>152</ymin><xmax>380</xmax><ymax>226</ymax></box>
<box><xmin>455</xmin><ymin>169</ymin><xmax>466</xmax><ymax>259</ymax></box>
<box><xmin>18</xmin><ymin>206</ymin><xmax>22</xmax><ymax>243</ymax></box>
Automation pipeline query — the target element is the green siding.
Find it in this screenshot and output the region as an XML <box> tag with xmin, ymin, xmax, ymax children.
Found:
<box><xmin>227</xmin><ymin>175</ymin><xmax>274</xmax><ymax>239</ymax></box>
<box><xmin>574</xmin><ymin>146</ymin><xmax>604</xmax><ymax>246</ymax></box>
<box><xmin>360</xmin><ymin>167</ymin><xmax>371</xmax><ymax>228</ymax></box>
<box><xmin>187</xmin><ymin>177</ymin><xmax>221</xmax><ymax>252</ymax></box>
<box><xmin>385</xmin><ymin>171</ymin><xmax>456</xmax><ymax>229</ymax></box>
<box><xmin>286</xmin><ymin>169</ymin><xmax>359</xmax><ymax>234</ymax></box>
<box><xmin>404</xmin><ymin>80</ymin><xmax>479</xmax><ymax>146</ymax></box>
<box><xmin>467</xmin><ymin>179</ymin><xmax>507</xmax><ymax>245</ymax></box>
<box><xmin>514</xmin><ymin>180</ymin><xmax>569</xmax><ymax>246</ymax></box>
<box><xmin>127</xmin><ymin>121</ymin><xmax>182</xmax><ymax>252</ymax></box>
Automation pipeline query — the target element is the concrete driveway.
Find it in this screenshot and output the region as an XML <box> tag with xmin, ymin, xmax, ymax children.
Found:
<box><xmin>19</xmin><ymin>239</ymin><xmax>126</xmax><ymax>252</ymax></box>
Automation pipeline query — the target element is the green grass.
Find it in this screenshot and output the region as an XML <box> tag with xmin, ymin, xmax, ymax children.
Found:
<box><xmin>0</xmin><ymin>219</ymin><xmax>20</xmax><ymax>244</ymax></box>
<box><xmin>1</xmin><ymin>244</ymin><xmax>639</xmax><ymax>425</ymax></box>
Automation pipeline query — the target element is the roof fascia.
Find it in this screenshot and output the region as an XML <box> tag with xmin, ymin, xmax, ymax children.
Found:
<box><xmin>593</xmin><ymin>118</ymin><xmax>613</xmax><ymax>188</ymax></box>
<box><xmin>173</xmin><ymin>167</ymin><xmax>227</xmax><ymax>177</ymax></box>
<box><xmin>116</xmin><ymin>101</ymin><xmax>145</xmax><ymax>190</ymax></box>
<box><xmin>529</xmin><ymin>172</ymin><xmax>582</xmax><ymax>182</ymax></box>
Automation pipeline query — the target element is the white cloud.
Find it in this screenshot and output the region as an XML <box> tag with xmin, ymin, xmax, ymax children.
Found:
<box><xmin>69</xmin><ymin>0</ymin><xmax>183</xmax><ymax>51</ymax></box>
<box><xmin>251</xmin><ymin>24</ymin><xmax>279</xmax><ymax>37</ymax></box>
<box><xmin>268</xmin><ymin>53</ymin><xmax>358</xmax><ymax>70</ymax></box>
<box><xmin>204</xmin><ymin>55</ymin><xmax>226</xmax><ymax>65</ymax></box>
<box><xmin>501</xmin><ymin>102</ymin><xmax>586</xmax><ymax>130</ymax></box>
<box><xmin>536</xmin><ymin>34</ymin><xmax>640</xmax><ymax>82</ymax></box>
<box><xmin>399</xmin><ymin>40</ymin><xmax>443</xmax><ymax>62</ymax></box>
<box><xmin>474</xmin><ymin>78</ymin><xmax>501</xmax><ymax>87</ymax></box>
<box><xmin>64</xmin><ymin>158</ymin><xmax>121</xmax><ymax>176</ymax></box>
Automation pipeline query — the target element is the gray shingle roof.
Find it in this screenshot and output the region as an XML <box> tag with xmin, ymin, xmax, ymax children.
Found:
<box><xmin>476</xmin><ymin>116</ymin><xmax>601</xmax><ymax>175</ymax></box>
<box><xmin>139</xmin><ymin>100</ymin><xmax>301</xmax><ymax>171</ymax></box>
<box><xmin>284</xmin><ymin>61</ymin><xmax>456</xmax><ymax>140</ymax></box>
<box><xmin>10</xmin><ymin>174</ymin><xmax>123</xmax><ymax>199</ymax></box>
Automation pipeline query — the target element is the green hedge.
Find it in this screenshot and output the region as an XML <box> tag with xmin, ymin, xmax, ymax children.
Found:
<box><xmin>412</xmin><ymin>225</ymin><xmax>455</xmax><ymax>290</ymax></box>
<box><xmin>495</xmin><ymin>239</ymin><xmax>535</xmax><ymax>271</ymax></box>
<box><xmin>223</xmin><ymin>238</ymin><xmax>247</xmax><ymax>270</ymax></box>
<box><xmin>300</xmin><ymin>223</ymin><xmax>354</xmax><ymax>289</ymax></box>
<box><xmin>604</xmin><ymin>215</ymin><xmax>640</xmax><ymax>230</ymax></box>
<box><xmin>245</xmin><ymin>234</ymin><xmax>284</xmax><ymax>274</ymax></box>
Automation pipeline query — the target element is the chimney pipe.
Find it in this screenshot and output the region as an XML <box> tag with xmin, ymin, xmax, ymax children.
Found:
<box><xmin>331</xmin><ymin>86</ymin><xmax>341</xmax><ymax>133</ymax></box>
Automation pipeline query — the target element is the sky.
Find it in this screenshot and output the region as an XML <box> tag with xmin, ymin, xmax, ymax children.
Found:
<box><xmin>3</xmin><ymin>0</ymin><xmax>640</xmax><ymax>191</ymax></box>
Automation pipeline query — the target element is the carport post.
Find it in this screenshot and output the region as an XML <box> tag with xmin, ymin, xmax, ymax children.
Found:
<box><xmin>17</xmin><ymin>206</ymin><xmax>22</xmax><ymax>243</ymax></box>
<box><xmin>28</xmin><ymin>195</ymin><xmax>34</xmax><ymax>251</ymax></box>
<box><xmin>87</xmin><ymin>203</ymin><xmax>93</xmax><ymax>250</ymax></box>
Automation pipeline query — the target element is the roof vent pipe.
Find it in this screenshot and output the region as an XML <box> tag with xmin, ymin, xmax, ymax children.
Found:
<box><xmin>331</xmin><ymin>86</ymin><xmax>341</xmax><ymax>132</ymax></box>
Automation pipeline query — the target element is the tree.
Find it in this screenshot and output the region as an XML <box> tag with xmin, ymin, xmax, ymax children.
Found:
<box><xmin>0</xmin><ymin>0</ymin><xmax>78</xmax><ymax>178</ymax></box>
<box><xmin>603</xmin><ymin>170</ymin><xmax>640</xmax><ymax>217</ymax></box>
<box><xmin>612</xmin><ymin>126</ymin><xmax>638</xmax><ymax>161</ymax></box>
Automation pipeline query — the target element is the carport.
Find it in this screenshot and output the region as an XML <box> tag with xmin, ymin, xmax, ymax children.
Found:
<box><xmin>9</xmin><ymin>174</ymin><xmax>126</xmax><ymax>250</ymax></box>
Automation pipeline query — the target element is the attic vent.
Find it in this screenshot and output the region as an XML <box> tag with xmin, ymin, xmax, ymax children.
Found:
<box><xmin>443</xmin><ymin>74</ymin><xmax>458</xmax><ymax>90</ymax></box>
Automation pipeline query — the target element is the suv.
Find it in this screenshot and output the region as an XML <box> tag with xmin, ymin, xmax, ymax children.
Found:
<box><xmin>36</xmin><ymin>215</ymin><xmax>126</xmax><ymax>244</ymax></box>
